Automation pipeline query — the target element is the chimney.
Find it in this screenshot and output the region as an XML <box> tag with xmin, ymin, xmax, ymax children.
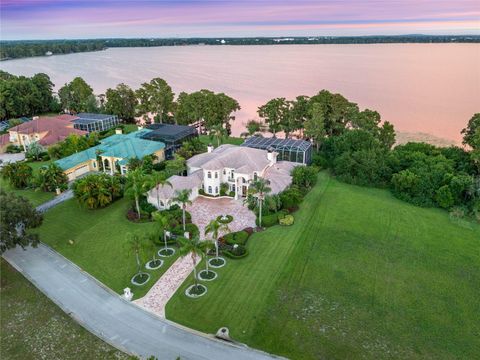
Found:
<box><xmin>115</xmin><ymin>128</ymin><xmax>123</xmax><ymax>135</ymax></box>
<box><xmin>207</xmin><ymin>144</ymin><xmax>214</xmax><ymax>153</ymax></box>
<box><xmin>267</xmin><ymin>149</ymin><xmax>277</xmax><ymax>164</ymax></box>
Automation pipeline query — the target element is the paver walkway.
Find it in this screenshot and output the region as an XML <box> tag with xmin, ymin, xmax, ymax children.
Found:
<box><xmin>188</xmin><ymin>197</ymin><xmax>256</xmax><ymax>237</ymax></box>
<box><xmin>36</xmin><ymin>189</ymin><xmax>74</xmax><ymax>213</ymax></box>
<box><xmin>134</xmin><ymin>254</ymin><xmax>193</xmax><ymax>318</ymax></box>
<box><xmin>2</xmin><ymin>244</ymin><xmax>282</xmax><ymax>360</ymax></box>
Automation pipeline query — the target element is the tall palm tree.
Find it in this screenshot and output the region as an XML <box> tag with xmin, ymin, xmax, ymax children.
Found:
<box><xmin>172</xmin><ymin>189</ymin><xmax>192</xmax><ymax>231</ymax></box>
<box><xmin>202</xmin><ymin>240</ymin><xmax>215</xmax><ymax>274</ymax></box>
<box><xmin>248</xmin><ymin>178</ymin><xmax>272</xmax><ymax>227</ymax></box>
<box><xmin>145</xmin><ymin>232</ymin><xmax>160</xmax><ymax>266</ymax></box>
<box><xmin>178</xmin><ymin>235</ymin><xmax>205</xmax><ymax>290</ymax></box>
<box><xmin>152</xmin><ymin>211</ymin><xmax>171</xmax><ymax>250</ymax></box>
<box><xmin>146</xmin><ymin>171</ymin><xmax>172</xmax><ymax>209</ymax></box>
<box><xmin>127</xmin><ymin>233</ymin><xmax>143</xmax><ymax>275</ymax></box>
<box><xmin>125</xmin><ymin>167</ymin><xmax>148</xmax><ymax>218</ymax></box>
<box><xmin>209</xmin><ymin>124</ymin><xmax>227</xmax><ymax>147</ymax></box>
<box><xmin>204</xmin><ymin>219</ymin><xmax>230</xmax><ymax>259</ymax></box>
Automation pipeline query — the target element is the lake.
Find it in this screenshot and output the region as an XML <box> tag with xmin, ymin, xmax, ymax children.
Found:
<box><xmin>2</xmin><ymin>44</ymin><xmax>479</xmax><ymax>143</ymax></box>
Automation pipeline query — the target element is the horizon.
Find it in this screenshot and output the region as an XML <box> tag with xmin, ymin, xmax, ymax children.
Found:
<box><xmin>1</xmin><ymin>0</ymin><xmax>479</xmax><ymax>40</ymax></box>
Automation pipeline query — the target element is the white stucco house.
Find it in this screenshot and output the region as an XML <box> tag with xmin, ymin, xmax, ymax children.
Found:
<box><xmin>147</xmin><ymin>144</ymin><xmax>298</xmax><ymax>210</ymax></box>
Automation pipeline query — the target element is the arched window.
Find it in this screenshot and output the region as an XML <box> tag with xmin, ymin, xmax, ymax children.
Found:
<box><xmin>208</xmin><ymin>186</ymin><xmax>212</xmax><ymax>194</ymax></box>
<box><xmin>207</xmin><ymin>171</ymin><xmax>211</xmax><ymax>179</ymax></box>
<box><xmin>104</xmin><ymin>159</ymin><xmax>110</xmax><ymax>170</ymax></box>
<box><xmin>223</xmin><ymin>169</ymin><xmax>226</xmax><ymax>175</ymax></box>
<box><xmin>215</xmin><ymin>172</ymin><xmax>218</xmax><ymax>179</ymax></box>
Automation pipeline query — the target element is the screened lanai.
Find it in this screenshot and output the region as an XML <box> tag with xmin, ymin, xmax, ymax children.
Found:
<box><xmin>241</xmin><ymin>136</ymin><xmax>312</xmax><ymax>164</ymax></box>
<box><xmin>141</xmin><ymin>123</ymin><xmax>198</xmax><ymax>159</ymax></box>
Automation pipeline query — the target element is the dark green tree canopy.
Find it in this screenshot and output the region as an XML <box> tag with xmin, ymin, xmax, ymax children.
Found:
<box><xmin>105</xmin><ymin>83</ymin><xmax>138</xmax><ymax>121</ymax></box>
<box><xmin>58</xmin><ymin>77</ymin><xmax>94</xmax><ymax>113</ymax></box>
<box><xmin>0</xmin><ymin>191</ymin><xmax>43</xmax><ymax>254</ymax></box>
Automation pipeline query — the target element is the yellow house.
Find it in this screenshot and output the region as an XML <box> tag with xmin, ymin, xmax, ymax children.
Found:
<box><xmin>55</xmin><ymin>129</ymin><xmax>165</xmax><ymax>181</ymax></box>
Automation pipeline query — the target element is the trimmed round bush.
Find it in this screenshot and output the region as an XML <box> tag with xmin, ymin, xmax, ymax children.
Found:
<box><xmin>279</xmin><ymin>214</ymin><xmax>294</xmax><ymax>226</ymax></box>
<box><xmin>256</xmin><ymin>213</ymin><xmax>279</xmax><ymax>227</ymax></box>
<box><xmin>223</xmin><ymin>230</ymin><xmax>250</xmax><ymax>246</ymax></box>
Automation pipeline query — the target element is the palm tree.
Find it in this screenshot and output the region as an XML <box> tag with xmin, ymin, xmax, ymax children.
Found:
<box><xmin>202</xmin><ymin>240</ymin><xmax>215</xmax><ymax>274</ymax></box>
<box><xmin>145</xmin><ymin>233</ymin><xmax>161</xmax><ymax>266</ymax></box>
<box><xmin>205</xmin><ymin>219</ymin><xmax>230</xmax><ymax>259</ymax></box>
<box><xmin>172</xmin><ymin>189</ymin><xmax>192</xmax><ymax>231</ymax></box>
<box><xmin>152</xmin><ymin>211</ymin><xmax>171</xmax><ymax>252</ymax></box>
<box><xmin>178</xmin><ymin>235</ymin><xmax>205</xmax><ymax>290</ymax></box>
<box><xmin>209</xmin><ymin>124</ymin><xmax>227</xmax><ymax>147</ymax></box>
<box><xmin>125</xmin><ymin>167</ymin><xmax>148</xmax><ymax>218</ymax></box>
<box><xmin>37</xmin><ymin>163</ymin><xmax>68</xmax><ymax>192</ymax></box>
<box><xmin>146</xmin><ymin>171</ymin><xmax>172</xmax><ymax>209</ymax></box>
<box><xmin>248</xmin><ymin>178</ymin><xmax>272</xmax><ymax>227</ymax></box>
<box><xmin>127</xmin><ymin>233</ymin><xmax>143</xmax><ymax>275</ymax></box>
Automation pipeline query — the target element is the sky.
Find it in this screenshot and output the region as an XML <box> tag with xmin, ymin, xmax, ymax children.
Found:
<box><xmin>1</xmin><ymin>0</ymin><xmax>479</xmax><ymax>40</ymax></box>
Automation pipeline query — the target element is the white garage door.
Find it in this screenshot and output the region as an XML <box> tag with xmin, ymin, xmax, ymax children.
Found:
<box><xmin>68</xmin><ymin>165</ymin><xmax>89</xmax><ymax>181</ymax></box>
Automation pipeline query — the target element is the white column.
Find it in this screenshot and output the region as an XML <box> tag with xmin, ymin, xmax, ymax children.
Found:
<box><xmin>234</xmin><ymin>178</ymin><xmax>239</xmax><ymax>200</ymax></box>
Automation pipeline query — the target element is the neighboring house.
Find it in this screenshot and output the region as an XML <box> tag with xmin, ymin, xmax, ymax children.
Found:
<box><xmin>55</xmin><ymin>129</ymin><xmax>165</xmax><ymax>181</ymax></box>
<box><xmin>72</xmin><ymin>113</ymin><xmax>120</xmax><ymax>133</ymax></box>
<box><xmin>141</xmin><ymin>123</ymin><xmax>198</xmax><ymax>159</ymax></box>
<box><xmin>8</xmin><ymin>115</ymin><xmax>86</xmax><ymax>150</ymax></box>
<box><xmin>147</xmin><ymin>144</ymin><xmax>298</xmax><ymax>210</ymax></box>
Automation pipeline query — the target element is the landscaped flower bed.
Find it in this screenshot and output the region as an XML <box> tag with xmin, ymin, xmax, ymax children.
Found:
<box><xmin>216</xmin><ymin>214</ymin><xmax>233</xmax><ymax>224</ymax></box>
<box><xmin>223</xmin><ymin>244</ymin><xmax>249</xmax><ymax>259</ymax></box>
<box><xmin>145</xmin><ymin>259</ymin><xmax>163</xmax><ymax>270</ymax></box>
<box><xmin>158</xmin><ymin>247</ymin><xmax>175</xmax><ymax>257</ymax></box>
<box><xmin>185</xmin><ymin>284</ymin><xmax>207</xmax><ymax>298</ymax></box>
<box><xmin>208</xmin><ymin>257</ymin><xmax>226</xmax><ymax>268</ymax></box>
<box><xmin>131</xmin><ymin>272</ymin><xmax>150</xmax><ymax>286</ymax></box>
<box><xmin>198</xmin><ymin>269</ymin><xmax>218</xmax><ymax>281</ymax></box>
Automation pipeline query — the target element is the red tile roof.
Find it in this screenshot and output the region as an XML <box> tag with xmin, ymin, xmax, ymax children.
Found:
<box><xmin>9</xmin><ymin>114</ymin><xmax>87</xmax><ymax>147</ymax></box>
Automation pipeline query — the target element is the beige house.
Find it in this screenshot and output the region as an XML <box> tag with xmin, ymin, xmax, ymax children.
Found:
<box><xmin>56</xmin><ymin>129</ymin><xmax>165</xmax><ymax>181</ymax></box>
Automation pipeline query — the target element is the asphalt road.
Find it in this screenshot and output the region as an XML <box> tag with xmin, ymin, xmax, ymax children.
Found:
<box><xmin>3</xmin><ymin>244</ymin><xmax>282</xmax><ymax>360</ymax></box>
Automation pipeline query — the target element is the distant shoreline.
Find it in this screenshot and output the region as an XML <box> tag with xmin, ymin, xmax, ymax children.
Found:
<box><xmin>1</xmin><ymin>35</ymin><xmax>479</xmax><ymax>61</ymax></box>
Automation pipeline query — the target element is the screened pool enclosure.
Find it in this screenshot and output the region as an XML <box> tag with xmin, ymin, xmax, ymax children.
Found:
<box><xmin>241</xmin><ymin>136</ymin><xmax>312</xmax><ymax>164</ymax></box>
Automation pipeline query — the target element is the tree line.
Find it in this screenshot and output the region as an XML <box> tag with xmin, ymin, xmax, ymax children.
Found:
<box><xmin>1</xmin><ymin>71</ymin><xmax>240</xmax><ymax>135</ymax></box>
<box><xmin>2</xmin><ymin>35</ymin><xmax>479</xmax><ymax>60</ymax></box>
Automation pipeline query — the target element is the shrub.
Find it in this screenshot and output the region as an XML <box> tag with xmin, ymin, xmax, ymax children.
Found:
<box><xmin>257</xmin><ymin>213</ymin><xmax>279</xmax><ymax>227</ymax></box>
<box><xmin>41</xmin><ymin>154</ymin><xmax>50</xmax><ymax>161</ymax></box>
<box><xmin>1</xmin><ymin>162</ymin><xmax>33</xmax><ymax>189</ymax></box>
<box><xmin>6</xmin><ymin>144</ymin><xmax>21</xmax><ymax>153</ymax></box>
<box><xmin>292</xmin><ymin>165</ymin><xmax>318</xmax><ymax>189</ymax></box>
<box><xmin>279</xmin><ymin>214</ymin><xmax>294</xmax><ymax>226</ymax></box>
<box><xmin>72</xmin><ymin>173</ymin><xmax>123</xmax><ymax>209</ymax></box>
<box><xmin>36</xmin><ymin>163</ymin><xmax>68</xmax><ymax>192</ymax></box>
<box><xmin>139</xmin><ymin>196</ymin><xmax>157</xmax><ymax>215</ymax></box>
<box><xmin>172</xmin><ymin>223</ymin><xmax>199</xmax><ymax>238</ymax></box>
<box><xmin>223</xmin><ymin>230</ymin><xmax>250</xmax><ymax>246</ymax></box>
<box><xmin>228</xmin><ymin>191</ymin><xmax>235</xmax><ymax>197</ymax></box>
<box><xmin>220</xmin><ymin>182</ymin><xmax>229</xmax><ymax>196</ymax></box>
<box><xmin>280</xmin><ymin>186</ymin><xmax>304</xmax><ymax>209</ymax></box>
<box><xmin>223</xmin><ymin>244</ymin><xmax>249</xmax><ymax>259</ymax></box>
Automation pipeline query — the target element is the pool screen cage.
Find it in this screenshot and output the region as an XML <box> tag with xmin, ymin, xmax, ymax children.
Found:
<box><xmin>241</xmin><ymin>136</ymin><xmax>312</xmax><ymax>164</ymax></box>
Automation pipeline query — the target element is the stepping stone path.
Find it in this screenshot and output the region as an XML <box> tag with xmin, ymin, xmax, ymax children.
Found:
<box><xmin>134</xmin><ymin>255</ymin><xmax>193</xmax><ymax>318</ymax></box>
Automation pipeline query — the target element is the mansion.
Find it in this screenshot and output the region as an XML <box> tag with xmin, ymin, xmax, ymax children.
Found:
<box><xmin>147</xmin><ymin>144</ymin><xmax>298</xmax><ymax>210</ymax></box>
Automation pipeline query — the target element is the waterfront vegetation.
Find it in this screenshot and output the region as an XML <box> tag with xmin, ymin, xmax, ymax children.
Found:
<box><xmin>2</xmin><ymin>35</ymin><xmax>479</xmax><ymax>60</ymax></box>
<box><xmin>166</xmin><ymin>172</ymin><xmax>480</xmax><ymax>359</ymax></box>
<box><xmin>36</xmin><ymin>198</ymin><xmax>179</xmax><ymax>299</ymax></box>
<box><xmin>0</xmin><ymin>259</ymin><xmax>128</xmax><ymax>359</ymax></box>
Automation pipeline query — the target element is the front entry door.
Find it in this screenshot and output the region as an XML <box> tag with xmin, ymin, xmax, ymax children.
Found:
<box><xmin>242</xmin><ymin>185</ymin><xmax>248</xmax><ymax>196</ymax></box>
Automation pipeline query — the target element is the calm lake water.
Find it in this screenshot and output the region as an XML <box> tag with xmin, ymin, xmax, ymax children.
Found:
<box><xmin>2</xmin><ymin>44</ymin><xmax>479</xmax><ymax>142</ymax></box>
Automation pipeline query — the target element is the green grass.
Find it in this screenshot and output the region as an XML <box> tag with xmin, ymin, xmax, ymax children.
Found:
<box><xmin>36</xmin><ymin>198</ymin><xmax>179</xmax><ymax>299</ymax></box>
<box><xmin>166</xmin><ymin>172</ymin><xmax>480</xmax><ymax>359</ymax></box>
<box><xmin>198</xmin><ymin>135</ymin><xmax>243</xmax><ymax>146</ymax></box>
<box><xmin>0</xmin><ymin>259</ymin><xmax>127</xmax><ymax>359</ymax></box>
<box><xmin>0</xmin><ymin>160</ymin><xmax>54</xmax><ymax>206</ymax></box>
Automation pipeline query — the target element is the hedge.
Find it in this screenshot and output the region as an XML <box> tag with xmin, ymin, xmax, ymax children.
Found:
<box><xmin>256</xmin><ymin>213</ymin><xmax>279</xmax><ymax>227</ymax></box>
<box><xmin>223</xmin><ymin>230</ymin><xmax>250</xmax><ymax>246</ymax></box>
<box><xmin>223</xmin><ymin>244</ymin><xmax>249</xmax><ymax>259</ymax></box>
<box><xmin>279</xmin><ymin>214</ymin><xmax>294</xmax><ymax>226</ymax></box>
<box><xmin>172</xmin><ymin>223</ymin><xmax>199</xmax><ymax>238</ymax></box>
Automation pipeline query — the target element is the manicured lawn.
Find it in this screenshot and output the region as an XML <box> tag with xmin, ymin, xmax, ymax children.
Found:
<box><xmin>199</xmin><ymin>135</ymin><xmax>243</xmax><ymax>146</ymax></box>
<box><xmin>0</xmin><ymin>259</ymin><xmax>127</xmax><ymax>359</ymax></box>
<box><xmin>166</xmin><ymin>172</ymin><xmax>480</xmax><ymax>359</ymax></box>
<box><xmin>36</xmin><ymin>198</ymin><xmax>179</xmax><ymax>299</ymax></box>
<box><xmin>0</xmin><ymin>160</ymin><xmax>54</xmax><ymax>206</ymax></box>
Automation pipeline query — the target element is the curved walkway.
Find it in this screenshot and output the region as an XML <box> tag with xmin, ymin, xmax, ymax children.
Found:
<box><xmin>2</xmin><ymin>244</ymin><xmax>281</xmax><ymax>360</ymax></box>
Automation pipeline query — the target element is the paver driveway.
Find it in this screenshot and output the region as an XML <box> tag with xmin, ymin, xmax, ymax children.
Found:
<box><xmin>187</xmin><ymin>196</ymin><xmax>256</xmax><ymax>237</ymax></box>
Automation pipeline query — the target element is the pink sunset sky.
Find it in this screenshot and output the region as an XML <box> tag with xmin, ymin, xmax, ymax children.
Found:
<box><xmin>1</xmin><ymin>0</ymin><xmax>479</xmax><ymax>40</ymax></box>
